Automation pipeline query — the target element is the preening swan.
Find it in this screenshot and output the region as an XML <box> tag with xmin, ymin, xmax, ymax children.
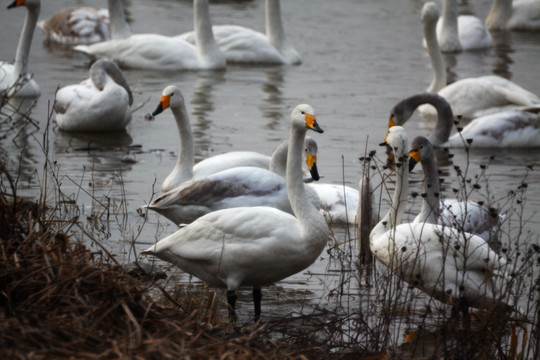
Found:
<box><xmin>429</xmin><ymin>0</ymin><xmax>492</xmax><ymax>52</ymax></box>
<box><xmin>177</xmin><ymin>0</ymin><xmax>301</xmax><ymax>65</ymax></box>
<box><xmin>486</xmin><ymin>0</ymin><xmax>540</xmax><ymax>31</ymax></box>
<box><xmin>144</xmin><ymin>136</ymin><xmax>320</xmax><ymax>226</ymax></box>
<box><xmin>54</xmin><ymin>59</ymin><xmax>133</xmax><ymax>132</ymax></box>
<box><xmin>37</xmin><ymin>0</ymin><xmax>130</xmax><ymax>45</ymax></box>
<box><xmin>151</xmin><ymin>85</ymin><xmax>279</xmax><ymax>193</ymax></box>
<box><xmin>370</xmin><ymin>126</ymin><xmax>509</xmax><ymax>312</ymax></box>
<box><xmin>420</xmin><ymin>2</ymin><xmax>539</xmax><ymax>121</ymax></box>
<box><xmin>409</xmin><ymin>136</ymin><xmax>504</xmax><ymax>241</ymax></box>
<box><xmin>389</xmin><ymin>92</ymin><xmax>540</xmax><ymax>148</ymax></box>
<box><xmin>74</xmin><ymin>0</ymin><xmax>225</xmax><ymax>71</ymax></box>
<box><xmin>0</xmin><ymin>0</ymin><xmax>40</xmax><ymax>99</ymax></box>
<box><xmin>142</xmin><ymin>104</ymin><xmax>329</xmax><ymax>321</ymax></box>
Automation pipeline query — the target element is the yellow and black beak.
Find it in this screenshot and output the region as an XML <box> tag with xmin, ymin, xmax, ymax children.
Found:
<box><xmin>305</xmin><ymin>113</ymin><xmax>323</xmax><ymax>134</ymax></box>
<box><xmin>7</xmin><ymin>0</ymin><xmax>25</xmax><ymax>9</ymax></box>
<box><xmin>152</xmin><ymin>95</ymin><xmax>171</xmax><ymax>116</ymax></box>
<box><xmin>306</xmin><ymin>152</ymin><xmax>319</xmax><ymax>181</ymax></box>
<box><xmin>408</xmin><ymin>148</ymin><xmax>421</xmax><ymax>171</ymax></box>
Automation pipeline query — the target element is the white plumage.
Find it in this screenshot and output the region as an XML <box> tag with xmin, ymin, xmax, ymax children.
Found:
<box><xmin>486</xmin><ymin>0</ymin><xmax>540</xmax><ymax>31</ymax></box>
<box><xmin>74</xmin><ymin>0</ymin><xmax>225</xmax><ymax>71</ymax></box>
<box><xmin>176</xmin><ymin>0</ymin><xmax>301</xmax><ymax>65</ymax></box>
<box><xmin>142</xmin><ymin>104</ymin><xmax>329</xmax><ymax>321</ymax></box>
<box><xmin>370</xmin><ymin>126</ymin><xmax>509</xmax><ymax>311</ymax></box>
<box><xmin>54</xmin><ymin>59</ymin><xmax>133</xmax><ymax>132</ymax></box>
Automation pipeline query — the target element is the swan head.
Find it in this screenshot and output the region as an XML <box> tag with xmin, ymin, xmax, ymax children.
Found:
<box><xmin>304</xmin><ymin>136</ymin><xmax>320</xmax><ymax>181</ymax></box>
<box><xmin>380</xmin><ymin>126</ymin><xmax>409</xmax><ymax>170</ymax></box>
<box><xmin>421</xmin><ymin>2</ymin><xmax>440</xmax><ymax>25</ymax></box>
<box><xmin>291</xmin><ymin>104</ymin><xmax>323</xmax><ymax>134</ymax></box>
<box><xmin>408</xmin><ymin>136</ymin><xmax>433</xmax><ymax>171</ymax></box>
<box><xmin>152</xmin><ymin>85</ymin><xmax>186</xmax><ymax>116</ymax></box>
<box><xmin>7</xmin><ymin>0</ymin><xmax>40</xmax><ymax>9</ymax></box>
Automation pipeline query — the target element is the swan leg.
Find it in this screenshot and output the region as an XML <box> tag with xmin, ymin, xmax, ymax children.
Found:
<box><xmin>227</xmin><ymin>290</ymin><xmax>238</xmax><ymax>323</ymax></box>
<box><xmin>253</xmin><ymin>288</ymin><xmax>262</xmax><ymax>322</ymax></box>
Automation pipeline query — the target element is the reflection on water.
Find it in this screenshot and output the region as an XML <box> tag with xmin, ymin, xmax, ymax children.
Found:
<box><xmin>490</xmin><ymin>30</ymin><xmax>515</xmax><ymax>78</ymax></box>
<box><xmin>259</xmin><ymin>67</ymin><xmax>286</xmax><ymax>129</ymax></box>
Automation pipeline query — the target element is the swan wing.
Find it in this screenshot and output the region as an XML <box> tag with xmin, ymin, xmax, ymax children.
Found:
<box><xmin>308</xmin><ymin>183</ymin><xmax>359</xmax><ymax>224</ymax></box>
<box><xmin>193</xmin><ymin>151</ymin><xmax>271</xmax><ymax>179</ymax></box>
<box><xmin>456</xmin><ymin>15</ymin><xmax>492</xmax><ymax>50</ymax></box>
<box><xmin>509</xmin><ymin>0</ymin><xmax>540</xmax><ymax>30</ymax></box>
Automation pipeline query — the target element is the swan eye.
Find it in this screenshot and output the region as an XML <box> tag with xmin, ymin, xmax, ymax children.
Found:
<box><xmin>301</xmin><ymin>111</ymin><xmax>305</xmax><ymax>115</ymax></box>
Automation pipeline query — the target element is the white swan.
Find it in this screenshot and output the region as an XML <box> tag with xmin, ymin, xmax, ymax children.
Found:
<box><xmin>177</xmin><ymin>0</ymin><xmax>301</xmax><ymax>65</ymax></box>
<box><xmin>370</xmin><ymin>126</ymin><xmax>509</xmax><ymax>312</ymax></box>
<box><xmin>427</xmin><ymin>0</ymin><xmax>492</xmax><ymax>52</ymax></box>
<box><xmin>74</xmin><ymin>0</ymin><xmax>225</xmax><ymax>71</ymax></box>
<box><xmin>151</xmin><ymin>85</ymin><xmax>282</xmax><ymax>193</ymax></box>
<box><xmin>390</xmin><ymin>92</ymin><xmax>540</xmax><ymax>148</ymax></box>
<box><xmin>307</xmin><ymin>183</ymin><xmax>359</xmax><ymax>225</ymax></box>
<box><xmin>419</xmin><ymin>2</ymin><xmax>539</xmax><ymax>121</ymax></box>
<box><xmin>409</xmin><ymin>136</ymin><xmax>504</xmax><ymax>241</ymax></box>
<box><xmin>37</xmin><ymin>0</ymin><xmax>130</xmax><ymax>45</ymax></box>
<box><xmin>144</xmin><ymin>136</ymin><xmax>320</xmax><ymax>226</ymax></box>
<box><xmin>0</xmin><ymin>0</ymin><xmax>40</xmax><ymax>99</ymax></box>
<box><xmin>142</xmin><ymin>104</ymin><xmax>329</xmax><ymax>321</ymax></box>
<box><xmin>54</xmin><ymin>59</ymin><xmax>133</xmax><ymax>132</ymax></box>
<box><xmin>486</xmin><ymin>0</ymin><xmax>540</xmax><ymax>31</ymax></box>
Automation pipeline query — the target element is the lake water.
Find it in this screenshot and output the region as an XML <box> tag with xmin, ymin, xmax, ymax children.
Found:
<box><xmin>1</xmin><ymin>0</ymin><xmax>540</xmax><ymax>348</ymax></box>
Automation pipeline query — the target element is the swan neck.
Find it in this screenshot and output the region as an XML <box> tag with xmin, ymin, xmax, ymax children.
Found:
<box><xmin>371</xmin><ymin>159</ymin><xmax>409</xmax><ymax>242</ymax></box>
<box><xmin>429</xmin><ymin>97</ymin><xmax>453</xmax><ymax>145</ymax></box>
<box><xmin>265</xmin><ymin>0</ymin><xmax>286</xmax><ymax>48</ymax></box>
<box><xmin>171</xmin><ymin>104</ymin><xmax>194</xmax><ymax>181</ymax></box>
<box><xmin>486</xmin><ymin>0</ymin><xmax>512</xmax><ymax>28</ymax></box>
<box><xmin>424</xmin><ymin>13</ymin><xmax>446</xmax><ymax>92</ymax></box>
<box><xmin>194</xmin><ymin>0</ymin><xmax>220</xmax><ymax>59</ymax></box>
<box><xmin>441</xmin><ymin>0</ymin><xmax>459</xmax><ymax>40</ymax></box>
<box><xmin>417</xmin><ymin>155</ymin><xmax>441</xmax><ymax>224</ymax></box>
<box><xmin>14</xmin><ymin>3</ymin><xmax>39</xmax><ymax>76</ymax></box>
<box><xmin>108</xmin><ymin>0</ymin><xmax>131</xmax><ymax>40</ymax></box>
<box><xmin>269</xmin><ymin>140</ymin><xmax>288</xmax><ymax>176</ymax></box>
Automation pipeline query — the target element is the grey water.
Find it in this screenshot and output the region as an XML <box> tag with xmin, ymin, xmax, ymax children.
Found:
<box><xmin>1</xmin><ymin>0</ymin><xmax>539</xmax><ymax>337</ymax></box>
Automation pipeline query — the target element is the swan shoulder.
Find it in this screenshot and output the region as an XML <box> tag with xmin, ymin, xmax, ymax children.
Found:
<box><xmin>456</xmin><ymin>15</ymin><xmax>492</xmax><ymax>50</ymax></box>
<box><xmin>308</xmin><ymin>183</ymin><xmax>359</xmax><ymax>224</ymax></box>
<box><xmin>38</xmin><ymin>7</ymin><xmax>110</xmax><ymax>45</ymax></box>
<box><xmin>193</xmin><ymin>151</ymin><xmax>271</xmax><ymax>179</ymax></box>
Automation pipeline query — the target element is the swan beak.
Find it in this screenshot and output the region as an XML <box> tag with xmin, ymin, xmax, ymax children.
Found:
<box><xmin>152</xmin><ymin>95</ymin><xmax>171</xmax><ymax>116</ymax></box>
<box><xmin>7</xmin><ymin>0</ymin><xmax>24</xmax><ymax>9</ymax></box>
<box><xmin>306</xmin><ymin>154</ymin><xmax>320</xmax><ymax>181</ymax></box>
<box><xmin>305</xmin><ymin>114</ymin><xmax>323</xmax><ymax>133</ymax></box>
<box><xmin>388</xmin><ymin>116</ymin><xmax>395</xmax><ymax>129</ymax></box>
<box><xmin>379</xmin><ymin>130</ymin><xmax>390</xmax><ymax>146</ymax></box>
<box><xmin>409</xmin><ymin>149</ymin><xmax>420</xmax><ymax>171</ymax></box>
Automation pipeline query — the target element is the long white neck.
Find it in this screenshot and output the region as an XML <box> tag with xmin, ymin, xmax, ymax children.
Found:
<box><xmin>193</xmin><ymin>0</ymin><xmax>223</xmax><ymax>65</ymax></box>
<box><xmin>370</xmin><ymin>156</ymin><xmax>409</xmax><ymax>245</ymax></box>
<box><xmin>108</xmin><ymin>0</ymin><xmax>131</xmax><ymax>40</ymax></box>
<box><xmin>269</xmin><ymin>140</ymin><xmax>288</xmax><ymax>176</ymax></box>
<box><xmin>286</xmin><ymin>126</ymin><xmax>327</xmax><ymax>240</ymax></box>
<box><xmin>425</xmin><ymin>10</ymin><xmax>447</xmax><ymax>92</ymax></box>
<box><xmin>265</xmin><ymin>0</ymin><xmax>299</xmax><ymax>63</ymax></box>
<box><xmin>15</xmin><ymin>3</ymin><xmax>39</xmax><ymax>76</ymax></box>
<box><xmin>485</xmin><ymin>0</ymin><xmax>512</xmax><ymax>29</ymax></box>
<box><xmin>439</xmin><ymin>0</ymin><xmax>461</xmax><ymax>52</ymax></box>
<box><xmin>416</xmin><ymin>154</ymin><xmax>440</xmax><ymax>224</ymax></box>
<box><xmin>163</xmin><ymin>104</ymin><xmax>194</xmax><ymax>192</ymax></box>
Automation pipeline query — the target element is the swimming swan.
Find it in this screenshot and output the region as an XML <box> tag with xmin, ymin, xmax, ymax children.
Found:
<box><xmin>409</xmin><ymin>136</ymin><xmax>504</xmax><ymax>241</ymax></box>
<box><xmin>150</xmin><ymin>85</ymin><xmax>283</xmax><ymax>193</ymax></box>
<box><xmin>142</xmin><ymin>104</ymin><xmax>329</xmax><ymax>321</ymax></box>
<box><xmin>486</xmin><ymin>0</ymin><xmax>540</xmax><ymax>31</ymax></box>
<box><xmin>389</xmin><ymin>92</ymin><xmax>540</xmax><ymax>148</ymax></box>
<box><xmin>370</xmin><ymin>126</ymin><xmax>509</xmax><ymax>312</ymax></box>
<box><xmin>54</xmin><ymin>59</ymin><xmax>133</xmax><ymax>132</ymax></box>
<box><xmin>177</xmin><ymin>0</ymin><xmax>301</xmax><ymax>65</ymax></box>
<box><xmin>37</xmin><ymin>0</ymin><xmax>130</xmax><ymax>45</ymax></box>
<box><xmin>144</xmin><ymin>136</ymin><xmax>320</xmax><ymax>226</ymax></box>
<box><xmin>420</xmin><ymin>2</ymin><xmax>539</xmax><ymax>121</ymax></box>
<box><xmin>0</xmin><ymin>0</ymin><xmax>40</xmax><ymax>100</ymax></box>
<box><xmin>74</xmin><ymin>0</ymin><xmax>225</xmax><ymax>71</ymax></box>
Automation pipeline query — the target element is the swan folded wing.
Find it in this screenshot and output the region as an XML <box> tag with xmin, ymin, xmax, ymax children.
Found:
<box><xmin>457</xmin><ymin>15</ymin><xmax>492</xmax><ymax>50</ymax></box>
<box><xmin>192</xmin><ymin>151</ymin><xmax>271</xmax><ymax>179</ymax></box>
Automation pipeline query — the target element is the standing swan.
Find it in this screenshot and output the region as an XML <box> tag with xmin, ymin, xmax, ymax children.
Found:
<box><xmin>409</xmin><ymin>136</ymin><xmax>504</xmax><ymax>241</ymax></box>
<box><xmin>74</xmin><ymin>0</ymin><xmax>225</xmax><ymax>71</ymax></box>
<box><xmin>389</xmin><ymin>92</ymin><xmax>540</xmax><ymax>148</ymax></box>
<box><xmin>150</xmin><ymin>85</ymin><xmax>279</xmax><ymax>193</ymax></box>
<box><xmin>142</xmin><ymin>104</ymin><xmax>329</xmax><ymax>321</ymax></box>
<box><xmin>37</xmin><ymin>0</ymin><xmax>131</xmax><ymax>45</ymax></box>
<box><xmin>0</xmin><ymin>0</ymin><xmax>41</xmax><ymax>100</ymax></box>
<box><xmin>370</xmin><ymin>126</ymin><xmax>509</xmax><ymax>312</ymax></box>
<box><xmin>177</xmin><ymin>0</ymin><xmax>301</xmax><ymax>65</ymax></box>
<box><xmin>486</xmin><ymin>0</ymin><xmax>540</xmax><ymax>31</ymax></box>
<box><xmin>54</xmin><ymin>59</ymin><xmax>133</xmax><ymax>132</ymax></box>
<box><xmin>419</xmin><ymin>2</ymin><xmax>539</xmax><ymax>121</ymax></box>
<box><xmin>432</xmin><ymin>0</ymin><xmax>492</xmax><ymax>52</ymax></box>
